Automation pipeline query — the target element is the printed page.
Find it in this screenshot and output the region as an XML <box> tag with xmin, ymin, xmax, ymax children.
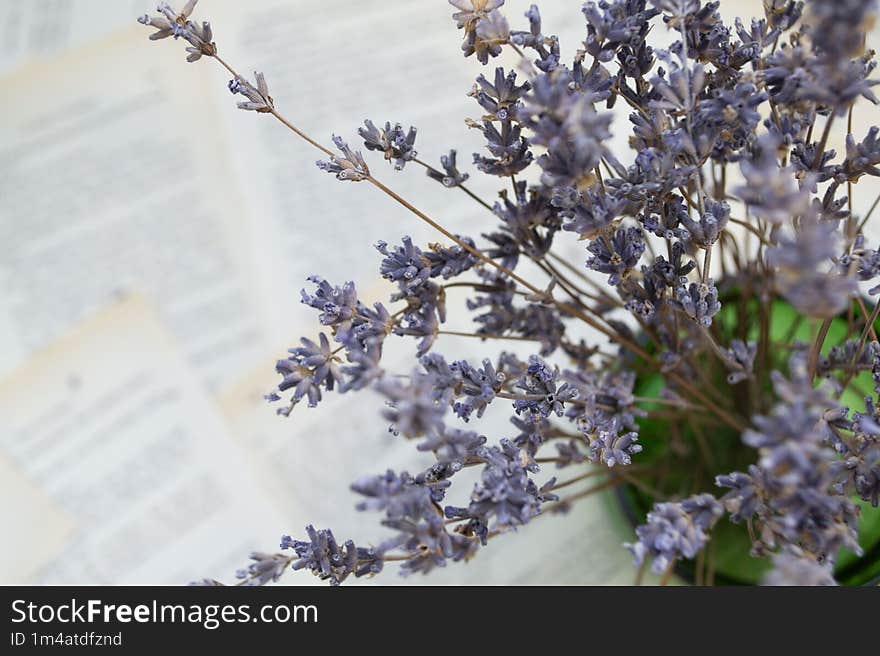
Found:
<box><xmin>0</xmin><ymin>0</ymin><xmax>144</xmax><ymax>75</ymax></box>
<box><xmin>0</xmin><ymin>296</ymin><xmax>286</xmax><ymax>584</ymax></box>
<box><xmin>0</xmin><ymin>27</ymin><xmax>271</xmax><ymax>391</ymax></box>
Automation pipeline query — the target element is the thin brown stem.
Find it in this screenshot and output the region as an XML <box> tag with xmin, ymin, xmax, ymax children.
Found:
<box><xmin>413</xmin><ymin>157</ymin><xmax>495</xmax><ymax>212</ymax></box>
<box><xmin>838</xmin><ymin>299</ymin><xmax>880</xmax><ymax>394</ymax></box>
<box><xmin>659</xmin><ymin>559</ymin><xmax>676</xmax><ymax>586</ymax></box>
<box><xmin>366</xmin><ymin>176</ymin><xmax>544</xmax><ymax>294</ymax></box>
<box><xmin>811</xmin><ymin>110</ymin><xmax>836</xmax><ymax>170</ymax></box>
<box><xmin>701</xmin><ymin>246</ymin><xmax>713</xmax><ymax>284</ymax></box>
<box><xmin>808</xmin><ymin>318</ymin><xmax>833</xmax><ymax>379</ymax></box>
<box><xmin>728</xmin><ymin>217</ymin><xmax>772</xmax><ymax>245</ymax></box>
<box><xmin>435</xmin><ymin>330</ymin><xmax>541</xmax><ymax>342</ymax></box>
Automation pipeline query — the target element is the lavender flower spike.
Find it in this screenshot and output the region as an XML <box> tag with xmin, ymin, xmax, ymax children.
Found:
<box><xmin>138</xmin><ymin>1</ymin><xmax>216</xmax><ymax>62</ymax></box>
<box><xmin>228</xmin><ymin>72</ymin><xmax>273</xmax><ymax>113</ymax></box>
<box><xmin>625</xmin><ymin>494</ymin><xmax>723</xmax><ymax>574</ymax></box>
<box><xmin>762</xmin><ymin>551</ymin><xmax>837</xmax><ymax>586</ymax></box>
<box><xmin>234</xmin><ymin>552</ymin><xmax>290</xmax><ymax>586</ymax></box>
<box><xmin>138</xmin><ymin>2</ymin><xmax>197</xmax><ymax>39</ymax></box>
<box><xmin>449</xmin><ymin>0</ymin><xmax>505</xmax><ymax>34</ymax></box>
<box><xmin>317</xmin><ymin>135</ymin><xmax>371</xmax><ymax>181</ymax></box>
<box><xmin>426</xmin><ymin>149</ymin><xmax>470</xmax><ymax>187</ymax></box>
<box><xmin>358</xmin><ymin>120</ymin><xmax>418</xmax><ymax>170</ymax></box>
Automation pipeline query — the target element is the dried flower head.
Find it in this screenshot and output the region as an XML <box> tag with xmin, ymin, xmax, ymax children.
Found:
<box><xmin>358</xmin><ymin>120</ymin><xmax>418</xmax><ymax>170</ymax></box>
<box><xmin>228</xmin><ymin>72</ymin><xmax>273</xmax><ymax>112</ymax></box>
<box><xmin>138</xmin><ymin>1</ymin><xmax>216</xmax><ymax>62</ymax></box>
<box><xmin>316</xmin><ymin>135</ymin><xmax>371</xmax><ymax>182</ymax></box>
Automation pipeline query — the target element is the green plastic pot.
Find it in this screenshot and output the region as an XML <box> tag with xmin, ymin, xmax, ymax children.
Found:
<box><xmin>616</xmin><ymin>295</ymin><xmax>880</xmax><ymax>585</ymax></box>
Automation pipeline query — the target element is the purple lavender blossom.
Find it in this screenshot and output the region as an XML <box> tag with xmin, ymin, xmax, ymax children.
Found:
<box><xmin>394</xmin><ymin>281</ymin><xmax>446</xmax><ymax>356</ymax></box>
<box><xmin>767</xmin><ymin>221</ymin><xmax>857</xmax><ymax>318</ymax></box>
<box><xmin>426</xmin><ymin>149</ymin><xmax>470</xmax><ymax>187</ymax></box>
<box><xmin>227</xmin><ymin>72</ymin><xmax>272</xmax><ymax>112</ymax></box>
<box><xmin>282</xmin><ymin>525</ymin><xmax>382</xmax><ymax>585</ymax></box>
<box><xmin>416</xmin><ymin>425</ymin><xmax>487</xmax><ymax>464</ymax></box>
<box><xmin>234</xmin><ymin>552</ymin><xmax>290</xmax><ymax>586</ymax></box>
<box><xmin>449</xmin><ymin>0</ymin><xmax>506</xmax><ymax>36</ymax></box>
<box><xmin>300</xmin><ymin>276</ymin><xmax>359</xmax><ymax>334</ymax></box>
<box><xmin>269</xmin><ymin>333</ymin><xmax>342</xmax><ymax>412</ymax></box>
<box><xmin>338</xmin><ymin>338</ymin><xmax>384</xmax><ymax>393</ymax></box>
<box><xmin>492</xmin><ymin>181</ymin><xmax>559</xmax><ymax>261</ymax></box>
<box><xmin>582</xmin><ymin>0</ymin><xmax>659</xmax><ymax>64</ymax></box>
<box><xmin>586</xmin><ymin>226</ymin><xmax>646</xmax><ymax>286</ymax></box>
<box><xmin>679</xmin><ymin>199</ymin><xmax>729</xmax><ymax>248</ymax></box>
<box><xmin>301</xmin><ymin>279</ymin><xmax>392</xmax><ymax>353</ymax></box>
<box><xmin>468</xmin><ymin>8</ymin><xmax>510</xmax><ymax>64</ymax></box>
<box><xmin>375</xmin><ymin>236</ymin><xmax>431</xmax><ymax>291</ymax></box>
<box><xmin>138</xmin><ymin>1</ymin><xmax>216</xmax><ymax>62</ymax></box>
<box><xmin>389</xmin><ymin>514</ymin><xmax>477</xmax><ymax>575</ymax></box>
<box><xmin>425</xmin><ymin>355</ymin><xmax>507</xmax><ymax>421</ymax></box>
<box><xmin>424</xmin><ymin>238</ymin><xmax>478</xmax><ymax>279</ymax></box>
<box><xmin>445</xmin><ymin>441</ymin><xmax>557</xmax><ymax>536</ymax></box>
<box><xmin>472</xmin><ymin>120</ymin><xmax>533</xmax><ymax>176</ymax></box>
<box><xmin>511</xmin><ymin>414</ymin><xmax>551</xmax><ymax>456</ymax></box>
<box><xmin>588</xmin><ymin>417</ymin><xmax>642</xmax><ymax>468</ymax></box>
<box><xmin>375</xmin><ymin>370</ymin><xmax>448</xmax><ymax>438</ymax></box>
<box><xmin>762</xmin><ymin>551</ymin><xmax>837</xmax><ymax>586</ymax></box>
<box><xmin>470</xmin><ymin>67</ymin><xmax>531</xmax><ymax>121</ymax></box>
<box><xmin>718</xmin><ymin>354</ymin><xmax>862</xmax><ymax>561</ymax></box>
<box><xmin>804</xmin><ymin>0</ymin><xmax>878</xmax><ymax>64</ymax></box>
<box><xmin>316</xmin><ymin>135</ymin><xmax>370</xmax><ymax>181</ymax></box>
<box><xmin>737</xmin><ymin>133</ymin><xmax>811</xmax><ymax>222</ymax></box>
<box><xmin>715</xmin><ymin>466</ymin><xmax>768</xmax><ymax>524</ymax></box>
<box><xmin>626</xmin><ymin>494</ymin><xmax>723</xmax><ymax>573</ymax></box>
<box><xmin>510</xmin><ymin>5</ymin><xmax>560</xmax><ymax>72</ymax></box>
<box><xmin>350</xmin><ymin>470</ymin><xmax>434</xmax><ymax>518</ymax></box>
<box><xmin>722</xmin><ymin>339</ymin><xmax>757</xmax><ymax>385</ymax></box>
<box><xmin>836</xmin><ymin>127</ymin><xmax>880</xmax><ymax>183</ymax></box>
<box><xmin>358</xmin><ymin>120</ymin><xmax>418</xmax><ymax>170</ymax></box>
<box><xmin>564</xmin><ymin>368</ymin><xmax>642</xmax><ymax>435</ymax></box>
<box><xmin>671</xmin><ymin>280</ymin><xmax>721</xmax><ymax>328</ymax></box>
<box><xmin>513</xmin><ymin>356</ymin><xmax>578</xmax><ymax>418</ymax></box>
<box><xmin>561</xmin><ymin>188</ymin><xmax>629</xmax><ymax>239</ymax></box>
<box><xmin>555</xmin><ymin>439</ymin><xmax>589</xmax><ymax>467</ymax></box>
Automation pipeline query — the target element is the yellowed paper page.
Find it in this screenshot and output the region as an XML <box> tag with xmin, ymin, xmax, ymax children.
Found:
<box><xmin>0</xmin><ymin>28</ymin><xmax>271</xmax><ymax>392</ymax></box>
<box><xmin>0</xmin><ymin>0</ymin><xmax>143</xmax><ymax>75</ymax></box>
<box><xmin>0</xmin><ymin>455</ymin><xmax>75</xmax><ymax>584</ymax></box>
<box><xmin>0</xmin><ymin>295</ymin><xmax>285</xmax><ymax>584</ymax></box>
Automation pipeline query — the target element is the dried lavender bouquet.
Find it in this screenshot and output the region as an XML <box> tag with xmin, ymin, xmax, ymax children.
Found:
<box><xmin>139</xmin><ymin>0</ymin><xmax>880</xmax><ymax>586</ymax></box>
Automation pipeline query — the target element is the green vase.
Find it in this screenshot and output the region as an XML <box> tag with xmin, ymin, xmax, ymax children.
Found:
<box><xmin>617</xmin><ymin>294</ymin><xmax>880</xmax><ymax>585</ymax></box>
